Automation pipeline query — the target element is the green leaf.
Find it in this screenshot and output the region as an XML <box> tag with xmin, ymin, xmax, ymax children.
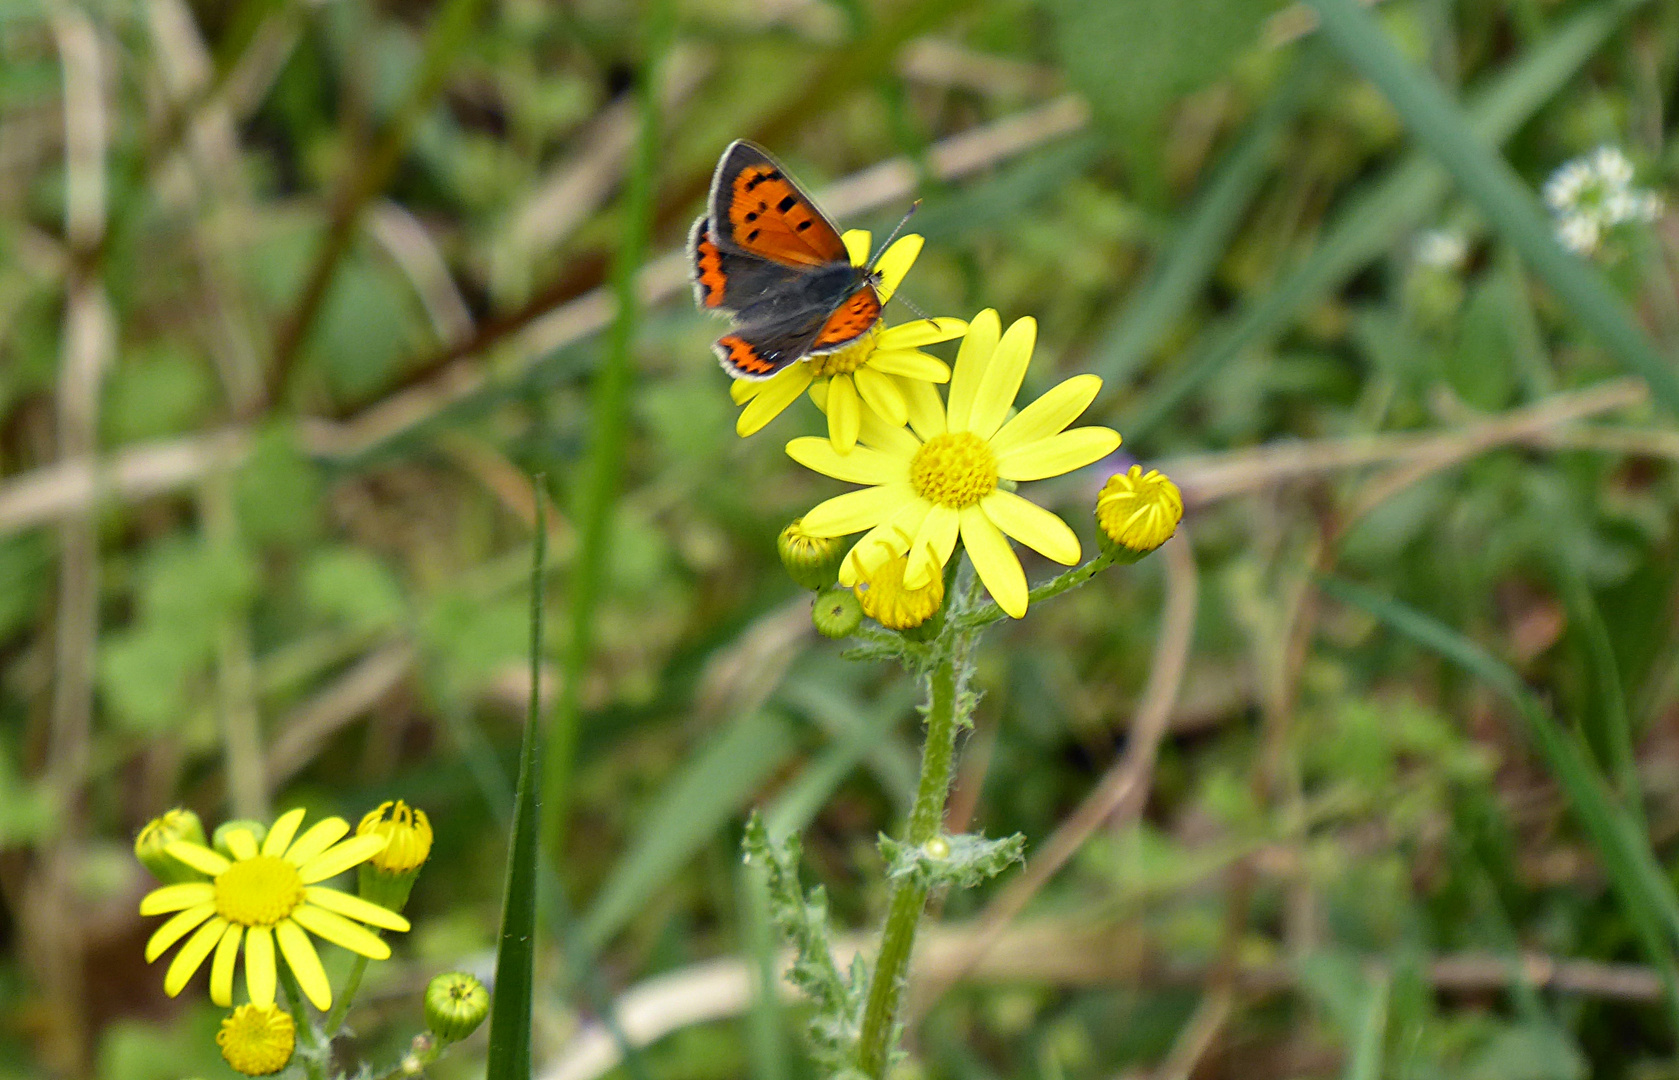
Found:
<box><xmin>98</xmin><ymin>627</ymin><xmax>201</xmax><ymax>734</ymax></box>
<box><xmin>234</xmin><ymin>423</ymin><xmax>322</xmax><ymax>546</ymax></box>
<box><xmin>485</xmin><ymin>480</ymin><xmax>548</xmax><ymax>1080</ymax></box>
<box><xmin>100</xmin><ymin>344</ymin><xmax>213</xmax><ymax>445</ymax></box>
<box><xmin>578</xmin><ymin>710</ymin><xmax>800</xmax><ymax>953</ymax></box>
<box><xmin>878</xmin><ymin>831</ymin><xmax>1025</xmax><ymax>891</ymax></box>
<box><xmin>1050</xmin><ymin>0</ymin><xmax>1283</xmax><ymax>143</ymax></box>
<box><xmin>302</xmin><ymin>546</ymin><xmax>406</xmax><ymax>634</ymax></box>
<box><xmin>0</xmin><ymin>534</ymin><xmax>49</xmax><ymax>642</ymax></box>
<box><xmin>1449</xmin><ymin>275</ymin><xmax>1516</xmax><ymax>409</ymax></box>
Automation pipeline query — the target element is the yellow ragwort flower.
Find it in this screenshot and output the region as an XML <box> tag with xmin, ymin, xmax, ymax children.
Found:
<box><xmin>139</xmin><ymin>808</ymin><xmax>410</xmax><ymax>1010</ymax></box>
<box><xmin>789</xmin><ymin>309</ymin><xmax>1120</xmax><ymax>619</ymax></box>
<box><xmin>856</xmin><ymin>552</ymin><xmax>945</xmax><ymax>630</ymax></box>
<box><xmin>1096</xmin><ymin>466</ymin><xmax>1183</xmax><ymax>558</ymax></box>
<box><xmin>217</xmin><ymin>1003</ymin><xmax>295</xmax><ymax>1076</ymax></box>
<box><xmin>731</xmin><ymin>230</ymin><xmax>966</xmax><ymax>452</ymax></box>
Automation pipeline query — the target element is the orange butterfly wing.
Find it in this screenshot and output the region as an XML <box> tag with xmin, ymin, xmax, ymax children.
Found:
<box><xmin>710</xmin><ymin>142</ymin><xmax>848</xmax><ymax>268</ymax></box>
<box><xmin>715</xmin><ymin>333</ymin><xmax>783</xmax><ymax>378</ymax></box>
<box><xmin>810</xmin><ymin>285</ymin><xmax>881</xmax><ymax>353</ymax></box>
<box><xmin>689</xmin><ymin>219</ymin><xmax>729</xmax><ymax>309</ymax></box>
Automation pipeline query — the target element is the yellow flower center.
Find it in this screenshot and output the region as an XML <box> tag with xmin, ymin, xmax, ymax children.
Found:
<box><xmin>802</xmin><ymin>328</ymin><xmax>880</xmax><ymax>377</ymax></box>
<box><xmin>214</xmin><ymin>855</ymin><xmax>304</xmax><ymax>927</ymax></box>
<box><xmin>910</xmin><ymin>432</ymin><xmax>997</xmax><ymax>509</ymax></box>
<box><xmin>218</xmin><ymin>1004</ymin><xmax>296</xmax><ymax>1076</ymax></box>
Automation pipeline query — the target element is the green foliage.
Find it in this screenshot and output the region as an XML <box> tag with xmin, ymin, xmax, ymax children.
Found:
<box><xmin>742</xmin><ymin>814</ymin><xmax>864</xmax><ymax>1073</ymax></box>
<box><xmin>877</xmin><ymin>831</ymin><xmax>1025</xmax><ymax>891</ymax></box>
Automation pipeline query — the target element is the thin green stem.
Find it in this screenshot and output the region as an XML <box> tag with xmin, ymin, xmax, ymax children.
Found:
<box><xmin>853</xmin><ymin>634</ymin><xmax>967</xmax><ymax>1077</ymax></box>
<box><xmin>322</xmin><ymin>953</ymin><xmax>370</xmax><ymax>1036</ymax></box>
<box><xmin>278</xmin><ymin>965</ymin><xmax>325</xmax><ymax>1080</ymax></box>
<box><xmin>957</xmin><ymin>550</ymin><xmax>1119</xmax><ymax>629</ymax></box>
<box><xmin>540</xmin><ymin>0</ymin><xmax>673</xmax><ymax>863</ymax></box>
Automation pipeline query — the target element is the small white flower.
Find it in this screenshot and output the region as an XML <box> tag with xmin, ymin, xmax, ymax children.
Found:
<box><xmin>1413</xmin><ymin>229</ymin><xmax>1468</xmax><ymax>270</ymax></box>
<box><xmin>1556</xmin><ymin>214</ymin><xmax>1601</xmax><ymax>256</ymax></box>
<box><xmin>1543</xmin><ymin>145</ymin><xmax>1663</xmax><ymax>256</ymax></box>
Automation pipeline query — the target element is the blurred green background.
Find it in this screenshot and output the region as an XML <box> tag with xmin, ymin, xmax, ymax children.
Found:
<box><xmin>5</xmin><ymin>0</ymin><xmax>1679</xmax><ymax>1075</ymax></box>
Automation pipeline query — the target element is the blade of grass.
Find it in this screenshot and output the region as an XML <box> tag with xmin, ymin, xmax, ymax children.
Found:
<box><xmin>1342</xmin><ymin>974</ymin><xmax>1388</xmax><ymax>1080</ymax></box>
<box><xmin>577</xmin><ymin>710</ymin><xmax>800</xmax><ymax>955</ymax></box>
<box><xmin>1118</xmin><ymin>0</ymin><xmax>1647</xmax><ymax>443</ymax></box>
<box><xmin>485</xmin><ymin>480</ymin><xmax>548</xmax><ymax>1080</ymax></box>
<box><xmin>1302</xmin><ymin>0</ymin><xmax>1679</xmax><ymax>418</ymax></box>
<box><xmin>541</xmin><ymin>0</ymin><xmax>674</xmax><ymax>865</ymax></box>
<box><xmin>766</xmin><ymin>681</ymin><xmax>919</xmax><ymax>840</ymax></box>
<box><xmin>1319</xmin><ymin>575</ymin><xmax>1679</xmax><ymax>1030</ymax></box>
<box><xmin>1555</xmin><ymin>561</ymin><xmax>1644</xmax><ymax>823</ymax></box>
<box><xmin>1092</xmin><ymin>48</ymin><xmax>1316</xmax><ymax>389</ymax></box>
<box><xmin>737</xmin><ymin>860</ymin><xmax>790</xmax><ymax>1080</ymax></box>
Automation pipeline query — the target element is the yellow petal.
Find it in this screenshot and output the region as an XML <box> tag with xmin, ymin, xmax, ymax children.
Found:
<box><xmin>210</xmin><ymin>924</ymin><xmax>243</xmax><ymax>1007</ymax></box>
<box><xmin>146</xmin><ymin>902</ymin><xmax>216</xmax><ymax>962</ymax></box>
<box><xmin>877</xmin><ymin>317</ymin><xmax>966</xmax><ymax>350</ymax></box>
<box><xmin>297</xmin><ymin>833</ymin><xmax>388</xmax><ymax>884</ymax></box>
<box><xmin>945</xmin><ymin>309</ymin><xmax>1000</xmax><ymax>433</ymax></box>
<box><xmin>737</xmin><ymin>366</ymin><xmax>813</xmax><ymax>436</ymax></box>
<box><xmin>905</xmin><ymin>504</ymin><xmax>960</xmax><ymax>589</ymax></box>
<box><xmin>901</xmin><ymin>376</ymin><xmax>948</xmax><ymax>441</ymax></box>
<box><xmin>787</xmin><ymin>437</ymin><xmax>908</xmax><ymax>485</ymax></box>
<box><xmin>854</xmin><ymin>366</ymin><xmax>908</xmax><ymax>427</ymax></box>
<box><xmin>303</xmin><ymin>887</ymin><xmax>411</xmax><ymax>933</ymax></box>
<box><xmin>140</xmin><ymin>881</ymin><xmax>216</xmax><ymax>916</ymax></box>
<box><xmin>990</xmin><ymin>375</ymin><xmax>1104</xmax><ymax>457</ymax></box>
<box><xmin>801</xmin><ymin>483</ymin><xmax>918</xmax><ymax>537</ymax></box>
<box><xmin>960</xmin><ymin>506</ymin><xmax>1027</xmax><ymax>618</ymax></box>
<box><xmin>866</xmin><ymin>348</ymin><xmax>950</xmax><ymax>383</ymax></box>
<box><xmin>874</xmin><ymin>234</ymin><xmax>923</xmax><ymax>301</ymax></box>
<box><xmin>843</xmin><ymin>229</ymin><xmax>871</xmax><ymax>266</ymax></box>
<box><xmin>966</xmin><ymin>316</ymin><xmax>1036</xmax><ymax>440</ymax></box>
<box><xmin>223</xmin><ymin>828</ymin><xmax>258</xmax><ymax>861</ymax></box>
<box><xmin>262</xmin><ymin>809</ymin><xmax>308</xmax><ymax>858</ymax></box>
<box><xmin>731</xmin><ymin>376</ymin><xmax>759</xmax><ymax>404</ymax></box>
<box><xmin>996</xmin><ymin>427</ymin><xmax>1121</xmax><ymax>482</ymax></box>
<box><xmin>246</xmin><ymin>925</ymin><xmax>277</xmax><ymax>1006</ymax></box>
<box><xmin>839</xmin><ymin>501</ymin><xmax>931</xmax><ymax>586</ymax></box>
<box><xmin>858</xmin><ymin>404</ymin><xmax>923</xmax><ymax>458</ymax></box>
<box><xmin>164</xmin><ymin>841</ymin><xmax>229</xmax><ymax>877</ymax></box>
<box><xmin>276</xmin><ymin>919</ymin><xmax>332</xmax><ymax>1010</ymax></box>
<box><xmin>164</xmin><ymin>916</ymin><xmax>227</xmax><ymax>997</ymax></box>
<box><xmin>283</xmin><ymin>817</ymin><xmax>349</xmax><ymax>867</ymax></box>
<box><xmin>292</xmin><ymin>905</ymin><xmax>391</xmax><ymax>960</ymax></box>
<box><xmin>981</xmin><ymin>491</ymin><xmax>1081</xmax><ymax>565</ymax></box>
<box><xmin>826</xmin><ymin>375</ymin><xmax>862</xmax><ymax>452</ymax></box>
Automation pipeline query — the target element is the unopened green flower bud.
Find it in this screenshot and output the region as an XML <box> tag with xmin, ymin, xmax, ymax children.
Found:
<box><xmin>424</xmin><ymin>972</ymin><xmax>489</xmax><ymax>1043</ymax></box>
<box><xmin>357</xmin><ymin>800</ymin><xmax>432</xmax><ymax>912</ymax></box>
<box><xmin>812</xmin><ymin>587</ymin><xmax>862</xmax><ymax>639</ymax></box>
<box><xmin>778</xmin><ymin>519</ymin><xmax>846</xmax><ymax>590</ymax></box>
<box><xmin>213</xmin><ymin>819</ymin><xmax>268</xmax><ymax>859</ymax></box>
<box><xmin>1095</xmin><ymin>466</ymin><xmax>1183</xmax><ymax>563</ymax></box>
<box><xmin>135</xmin><ymin>809</ymin><xmax>208</xmax><ymax>884</ymax></box>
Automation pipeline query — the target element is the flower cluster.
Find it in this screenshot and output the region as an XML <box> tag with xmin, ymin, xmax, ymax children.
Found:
<box><xmin>135</xmin><ymin>801</ymin><xmax>442</xmax><ymax>1076</ymax></box>
<box><xmin>732</xmin><ymin>235</ymin><xmax>1185</xmax><ymax>626</ymax></box>
<box><xmin>1543</xmin><ymin>146</ymin><xmax>1663</xmax><ymax>256</ymax></box>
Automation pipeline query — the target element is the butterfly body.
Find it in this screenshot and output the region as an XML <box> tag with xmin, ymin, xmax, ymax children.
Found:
<box><xmin>690</xmin><ymin>141</ymin><xmax>883</xmax><ymax>379</ymax></box>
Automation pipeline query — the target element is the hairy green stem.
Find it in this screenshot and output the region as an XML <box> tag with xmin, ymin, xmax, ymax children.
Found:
<box><xmin>853</xmin><ymin>633</ymin><xmax>967</xmax><ymax>1076</ymax></box>
<box><xmin>278</xmin><ymin>965</ymin><xmax>325</xmax><ymax>1080</ymax></box>
<box><xmin>958</xmin><ymin>549</ymin><xmax>1118</xmax><ymax>629</ymax></box>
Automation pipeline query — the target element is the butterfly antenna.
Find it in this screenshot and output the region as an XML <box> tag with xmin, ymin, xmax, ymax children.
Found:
<box><xmin>890</xmin><ymin>290</ymin><xmax>939</xmax><ymax>327</ymax></box>
<box><xmin>864</xmin><ymin>199</ymin><xmax>922</xmax><ymax>274</ymax></box>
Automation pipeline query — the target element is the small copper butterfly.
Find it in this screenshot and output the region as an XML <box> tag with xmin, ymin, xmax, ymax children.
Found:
<box><xmin>689</xmin><ymin>141</ymin><xmax>886</xmax><ymax>380</ymax></box>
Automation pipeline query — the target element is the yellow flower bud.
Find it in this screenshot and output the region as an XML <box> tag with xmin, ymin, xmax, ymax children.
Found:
<box><xmin>135</xmin><ymin>808</ymin><xmax>207</xmax><ymax>884</ymax></box>
<box><xmin>777</xmin><ymin>519</ymin><xmax>847</xmax><ymax>590</ymax></box>
<box><xmin>357</xmin><ymin>800</ymin><xmax>432</xmax><ymax>912</ymax></box>
<box><xmin>1095</xmin><ymin>466</ymin><xmax>1183</xmax><ymax>561</ymax></box>
<box><xmin>856</xmin><ymin>554</ymin><xmax>944</xmax><ymax>632</ymax></box>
